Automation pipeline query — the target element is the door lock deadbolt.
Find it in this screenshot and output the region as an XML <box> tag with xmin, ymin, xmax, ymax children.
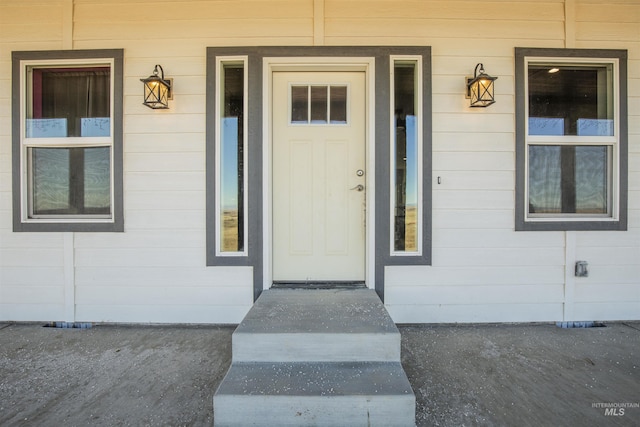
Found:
<box><xmin>356</xmin><ymin>169</ymin><xmax>364</xmax><ymax>176</ymax></box>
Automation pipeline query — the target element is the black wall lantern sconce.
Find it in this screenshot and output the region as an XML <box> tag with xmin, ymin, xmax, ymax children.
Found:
<box><xmin>141</xmin><ymin>64</ymin><xmax>172</xmax><ymax>109</ymax></box>
<box><xmin>466</xmin><ymin>63</ymin><xmax>497</xmax><ymax>107</ymax></box>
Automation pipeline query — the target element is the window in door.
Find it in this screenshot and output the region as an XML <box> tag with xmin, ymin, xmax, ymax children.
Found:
<box><xmin>290</xmin><ymin>85</ymin><xmax>348</xmax><ymax>125</ymax></box>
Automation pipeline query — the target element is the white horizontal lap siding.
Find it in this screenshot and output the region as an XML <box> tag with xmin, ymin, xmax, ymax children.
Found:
<box><xmin>2</xmin><ymin>0</ymin><xmax>325</xmax><ymax>324</ymax></box>
<box><xmin>74</xmin><ymin>268</ymin><xmax>254</xmax><ymax>324</ymax></box>
<box><xmin>79</xmin><ymin>35</ymin><xmax>221</xmax><ymax>322</ymax></box>
<box><xmin>2</xmin><ymin>0</ymin><xmax>638</xmax><ymax>324</ymax></box>
<box><xmin>0</xmin><ymin>233</ymin><xmax>68</xmax><ymax>321</ymax></box>
<box><xmin>383</xmin><ymin>0</ymin><xmax>638</xmax><ymax>324</ymax></box>
<box><xmin>75</xmin><ymin>304</ymin><xmax>250</xmax><ymax>324</ymax></box>
<box><xmin>0</xmin><ymin>1</ymin><xmax>64</xmax><ymax>44</ymax></box>
<box><xmin>387</xmin><ymin>303</ymin><xmax>563</xmax><ymax>324</ymax></box>
<box><xmin>378</xmin><ymin>0</ymin><xmax>568</xmax><ymax>322</ymax></box>
<box><xmin>0</xmin><ymin>1</ymin><xmax>67</xmax><ymax>322</ymax></box>
<box><xmin>324</xmin><ymin>0</ymin><xmax>565</xmax><ymax>45</ymax></box>
<box><xmin>632</xmin><ymin>39</ymin><xmax>640</xmax><ymax>327</ymax></box>
<box><xmin>73</xmin><ymin>0</ymin><xmax>314</xmax><ymax>46</ymax></box>
<box><xmin>124</xmin><ymin>131</ymin><xmax>206</xmax><ymax>214</ymax></box>
<box><xmin>567</xmin><ymin>0</ymin><xmax>640</xmax><ymax>322</ymax></box>
<box><xmin>576</xmin><ymin>2</ymin><xmax>640</xmax><ymax>43</ymax></box>
<box><xmin>70</xmin><ymin>0</ymin><xmax>314</xmax><ymax>323</ymax></box>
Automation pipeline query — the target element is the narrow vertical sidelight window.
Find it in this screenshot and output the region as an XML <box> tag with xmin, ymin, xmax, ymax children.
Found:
<box><xmin>216</xmin><ymin>59</ymin><xmax>247</xmax><ymax>255</ymax></box>
<box><xmin>391</xmin><ymin>58</ymin><xmax>422</xmax><ymax>254</ymax></box>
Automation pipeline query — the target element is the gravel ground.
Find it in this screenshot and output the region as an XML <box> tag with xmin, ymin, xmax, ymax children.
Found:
<box><xmin>0</xmin><ymin>322</ymin><xmax>638</xmax><ymax>426</ymax></box>
<box><xmin>0</xmin><ymin>325</ymin><xmax>233</xmax><ymax>426</ymax></box>
<box><xmin>401</xmin><ymin>322</ymin><xmax>640</xmax><ymax>427</ymax></box>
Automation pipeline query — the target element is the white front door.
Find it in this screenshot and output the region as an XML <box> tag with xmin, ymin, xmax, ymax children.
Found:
<box><xmin>272</xmin><ymin>71</ymin><xmax>366</xmax><ymax>282</ymax></box>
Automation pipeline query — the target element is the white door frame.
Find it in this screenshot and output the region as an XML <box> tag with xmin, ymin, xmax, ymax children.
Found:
<box><xmin>262</xmin><ymin>57</ymin><xmax>376</xmax><ymax>290</ymax></box>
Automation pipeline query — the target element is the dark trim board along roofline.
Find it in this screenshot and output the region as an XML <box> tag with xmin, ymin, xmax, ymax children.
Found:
<box><xmin>205</xmin><ymin>46</ymin><xmax>433</xmax><ymax>302</ymax></box>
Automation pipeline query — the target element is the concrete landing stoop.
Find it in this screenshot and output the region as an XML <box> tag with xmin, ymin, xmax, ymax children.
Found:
<box><xmin>213</xmin><ymin>288</ymin><xmax>416</xmax><ymax>426</ymax></box>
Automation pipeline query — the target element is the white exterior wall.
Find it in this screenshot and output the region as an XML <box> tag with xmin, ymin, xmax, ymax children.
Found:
<box><xmin>571</xmin><ymin>1</ymin><xmax>640</xmax><ymax>322</ymax></box>
<box><xmin>0</xmin><ymin>0</ymin><xmax>638</xmax><ymax>324</ymax></box>
<box><xmin>1</xmin><ymin>1</ymin><xmax>67</xmax><ymax>322</ymax></box>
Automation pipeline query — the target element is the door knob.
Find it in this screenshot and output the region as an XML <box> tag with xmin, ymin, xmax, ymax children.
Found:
<box><xmin>350</xmin><ymin>184</ymin><xmax>364</xmax><ymax>192</ymax></box>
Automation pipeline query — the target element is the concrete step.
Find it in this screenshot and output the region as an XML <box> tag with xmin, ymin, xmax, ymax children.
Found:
<box><xmin>213</xmin><ymin>361</ymin><xmax>415</xmax><ymax>427</ymax></box>
<box><xmin>214</xmin><ymin>288</ymin><xmax>416</xmax><ymax>425</ymax></box>
<box><xmin>232</xmin><ymin>288</ymin><xmax>401</xmax><ymax>362</ymax></box>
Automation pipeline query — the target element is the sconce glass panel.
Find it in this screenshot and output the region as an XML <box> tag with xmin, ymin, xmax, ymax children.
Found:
<box><xmin>219</xmin><ymin>63</ymin><xmax>245</xmax><ymax>253</ymax></box>
<box><xmin>142</xmin><ymin>78</ymin><xmax>169</xmax><ymax>109</ymax></box>
<box><xmin>393</xmin><ymin>60</ymin><xmax>419</xmax><ymax>253</ymax></box>
<box><xmin>468</xmin><ymin>77</ymin><xmax>495</xmax><ymax>107</ymax></box>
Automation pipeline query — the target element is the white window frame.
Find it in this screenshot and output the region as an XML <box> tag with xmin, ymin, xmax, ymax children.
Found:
<box><xmin>523</xmin><ymin>56</ymin><xmax>621</xmax><ymax>224</ymax></box>
<box><xmin>390</xmin><ymin>55</ymin><xmax>423</xmax><ymax>256</ymax></box>
<box><xmin>19</xmin><ymin>58</ymin><xmax>116</xmax><ymax>224</ymax></box>
<box><xmin>215</xmin><ymin>56</ymin><xmax>249</xmax><ymax>256</ymax></box>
